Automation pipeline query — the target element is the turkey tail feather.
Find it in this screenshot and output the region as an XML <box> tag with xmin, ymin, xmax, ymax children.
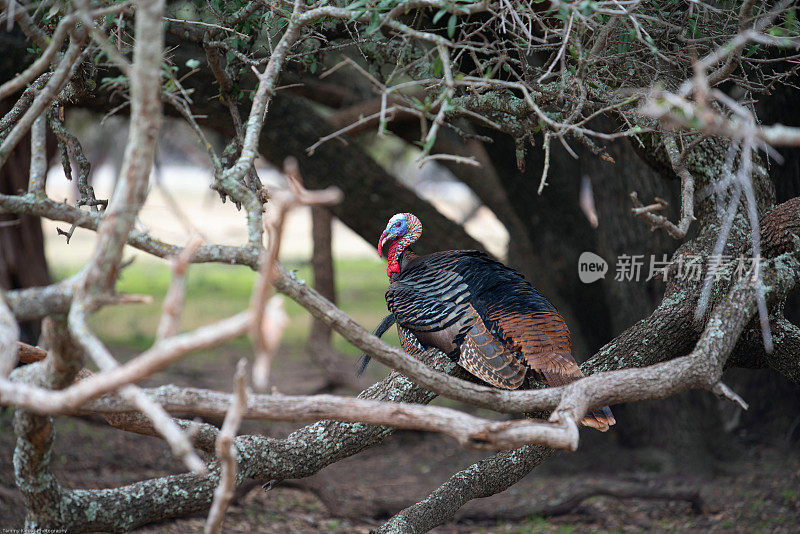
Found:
<box><xmin>356</xmin><ymin>313</ymin><xmax>395</xmax><ymax>377</ymax></box>
<box><xmin>541</xmin><ymin>363</ymin><xmax>616</xmax><ymax>431</ymax></box>
<box><xmin>581</xmin><ymin>406</ymin><xmax>616</xmax><ymax>432</ymax></box>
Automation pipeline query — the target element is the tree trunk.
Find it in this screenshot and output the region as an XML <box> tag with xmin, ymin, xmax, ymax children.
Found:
<box><xmin>305</xmin><ymin>206</ymin><xmax>359</xmax><ymax>390</ymax></box>
<box><xmin>0</xmin><ymin>99</ymin><xmax>51</xmax><ymax>344</ymax></box>
<box><xmin>309</xmin><ymin>206</ymin><xmax>336</xmax><ymax>346</ymax></box>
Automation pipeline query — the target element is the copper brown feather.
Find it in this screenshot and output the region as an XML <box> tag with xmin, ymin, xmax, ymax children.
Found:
<box><xmin>490</xmin><ymin>310</ymin><xmax>615</xmax><ymax>430</ymax></box>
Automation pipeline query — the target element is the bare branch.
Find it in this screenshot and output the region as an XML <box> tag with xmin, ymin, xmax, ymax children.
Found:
<box><xmin>156</xmin><ymin>236</ymin><xmax>203</xmax><ymax>341</ymax></box>
<box><xmin>47</xmin><ymin>106</ymin><xmax>107</xmax><ymax>210</ymax></box>
<box><xmin>0</xmin><ymin>11</ymin><xmax>71</xmax><ymax>100</ymax></box>
<box><xmin>27</xmin><ymin>113</ymin><xmax>47</xmax><ymax>197</ymax></box>
<box><xmin>60</xmin><ymin>0</ymin><xmax>207</xmax><ymax>474</ymax></box>
<box><xmin>0</xmin><ymin>74</ymin><xmax>50</xmax><ymax>133</ymax></box>
<box><xmin>645</xmin><ymin>89</ymin><xmax>800</xmax><ymax>147</ymax></box>
<box><xmin>704</xmin><ymin>0</ymin><xmax>759</xmax><ymax>86</ymax></box>
<box><xmin>205</xmin><ymin>359</ymin><xmax>248</xmax><ymax>534</ymax></box>
<box><xmin>0</xmin><ymin>294</ymin><xmax>19</xmax><ymax>377</ymax></box>
<box><xmin>77</xmin><ymin>380</ymin><xmax>581</xmax><ymax>452</ymax></box>
<box><xmin>2</xmin><ymin>311</ymin><xmax>251</xmax><ymax>415</ymax></box>
<box><xmin>74</xmin><ymin>0</ymin><xmax>134</xmax><ymax>75</ymax></box>
<box><xmin>0</xmin><ymin>31</ymin><xmax>87</xmax><ymax>169</ymax></box>
<box><xmin>711</xmin><ymin>381</ymin><xmax>749</xmax><ymax>410</ymax></box>
<box><xmin>630</xmin><ymin>134</ymin><xmax>696</xmax><ymax>238</ymax></box>
<box><xmin>251</xmin><ymin>295</ymin><xmax>288</xmax><ymax>391</ymax></box>
<box><xmin>250</xmin><ymin>157</ymin><xmax>341</xmax><ymax>390</ymax></box>
<box><xmin>1</xmin><ymin>0</ymin><xmax>48</xmax><ymax>49</ymax></box>
<box><xmin>702</xmin><ymin>0</ymin><xmax>794</xmax><ymax>86</ymax></box>
<box><xmin>417</xmin><ymin>153</ymin><xmax>480</xmax><ymax>168</ymax></box>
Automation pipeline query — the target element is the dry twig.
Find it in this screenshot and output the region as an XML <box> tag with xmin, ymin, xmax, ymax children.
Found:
<box><xmin>250</xmin><ymin>157</ymin><xmax>341</xmax><ymax>390</ymax></box>
<box><xmin>156</xmin><ymin>236</ymin><xmax>203</xmax><ymax>341</ymax></box>
<box><xmin>205</xmin><ymin>359</ymin><xmax>249</xmax><ymax>534</ymax></box>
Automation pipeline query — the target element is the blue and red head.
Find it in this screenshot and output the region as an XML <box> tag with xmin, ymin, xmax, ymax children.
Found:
<box><xmin>378</xmin><ymin>212</ymin><xmax>422</xmax><ymax>277</ymax></box>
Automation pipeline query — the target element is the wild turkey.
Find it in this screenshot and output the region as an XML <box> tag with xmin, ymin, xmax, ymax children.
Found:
<box><xmin>370</xmin><ymin>212</ymin><xmax>615</xmax><ymax>431</ymax></box>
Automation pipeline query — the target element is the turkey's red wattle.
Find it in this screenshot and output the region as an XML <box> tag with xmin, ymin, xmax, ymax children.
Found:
<box><xmin>386</xmin><ymin>241</ymin><xmax>401</xmax><ymax>277</ymax></box>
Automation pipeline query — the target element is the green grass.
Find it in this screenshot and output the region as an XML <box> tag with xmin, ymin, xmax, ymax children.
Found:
<box><xmin>52</xmin><ymin>256</ymin><xmax>400</xmax><ymax>358</ymax></box>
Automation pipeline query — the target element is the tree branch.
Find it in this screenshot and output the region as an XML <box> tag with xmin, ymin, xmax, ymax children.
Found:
<box><xmin>0</xmin><ymin>293</ymin><xmax>18</xmax><ymax>377</ymax></box>
<box><xmin>0</xmin><ymin>30</ymin><xmax>86</xmax><ymax>168</ymax></box>
<box><xmin>205</xmin><ymin>359</ymin><xmax>248</xmax><ymax>534</ymax></box>
<box><xmin>630</xmin><ymin>134</ymin><xmax>696</xmax><ymax>239</ymax></box>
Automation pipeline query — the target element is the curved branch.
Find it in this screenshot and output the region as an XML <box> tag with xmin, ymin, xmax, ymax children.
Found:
<box><xmin>630</xmin><ymin>134</ymin><xmax>695</xmax><ymax>238</ymax></box>
<box><xmin>0</xmin><ymin>31</ymin><xmax>87</xmax><ymax>168</ymax></box>
<box><xmin>12</xmin><ymin>343</ymin><xmax>577</xmax><ymax>452</ymax></box>
<box><xmin>378</xmin><ymin>445</ymin><xmax>552</xmax><ymax>533</ymax></box>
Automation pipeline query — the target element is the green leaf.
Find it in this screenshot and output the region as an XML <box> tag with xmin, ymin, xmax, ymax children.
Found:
<box><xmin>185</xmin><ymin>58</ymin><xmax>201</xmax><ymax>69</ymax></box>
<box><xmin>568</xmin><ymin>45</ymin><xmax>579</xmax><ymax>60</ymax></box>
<box><xmin>447</xmin><ymin>14</ymin><xmax>457</xmax><ymax>38</ymax></box>
<box><xmin>579</xmin><ymin>0</ymin><xmax>598</xmax><ymax>16</ymax></box>
<box><xmin>350</xmin><ymin>8</ymin><xmax>367</xmax><ymax>21</ymax></box>
<box><xmin>432</xmin><ymin>9</ymin><xmax>447</xmax><ymax>24</ymax></box>
<box><xmin>431</xmin><ymin>56</ymin><xmax>443</xmax><ymax>77</ymax></box>
<box><xmin>367</xmin><ymin>9</ymin><xmax>381</xmax><ymax>34</ymax></box>
<box><xmin>784</xmin><ymin>7</ymin><xmax>798</xmax><ymax>35</ymax></box>
<box><xmin>745</xmin><ymin>43</ymin><xmax>761</xmax><ymax>57</ymax></box>
<box><xmin>616</xmin><ymin>29</ymin><xmax>634</xmax><ymax>54</ymax></box>
<box><xmin>347</xmin><ymin>0</ymin><xmax>369</xmax><ymax>21</ymax></box>
<box><xmin>769</xmin><ymin>26</ymin><xmax>786</xmax><ymax>37</ymax></box>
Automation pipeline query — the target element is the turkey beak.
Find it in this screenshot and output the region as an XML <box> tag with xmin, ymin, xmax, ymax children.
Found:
<box><xmin>378</xmin><ymin>230</ymin><xmax>399</xmax><ymax>258</ymax></box>
<box><xmin>378</xmin><ymin>230</ymin><xmax>389</xmax><ymax>258</ymax></box>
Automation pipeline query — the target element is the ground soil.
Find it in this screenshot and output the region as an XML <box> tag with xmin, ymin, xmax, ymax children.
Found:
<box><xmin>1</xmin><ymin>346</ymin><xmax>799</xmax><ymax>533</ymax></box>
